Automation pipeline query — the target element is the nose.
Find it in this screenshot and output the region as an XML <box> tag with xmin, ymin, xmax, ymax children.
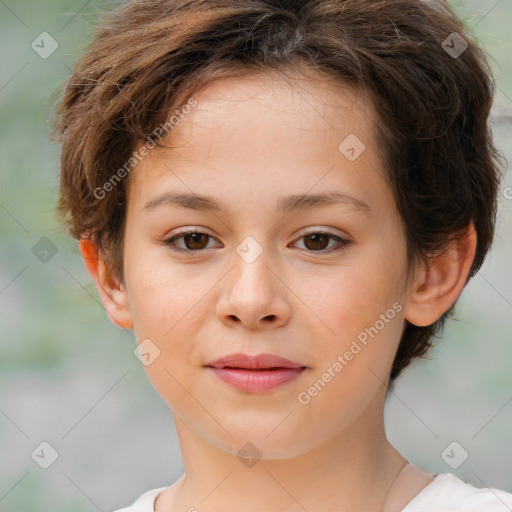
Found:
<box><xmin>215</xmin><ymin>248</ymin><xmax>292</xmax><ymax>331</ymax></box>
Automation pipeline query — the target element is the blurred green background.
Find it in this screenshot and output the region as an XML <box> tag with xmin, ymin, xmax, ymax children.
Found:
<box><xmin>0</xmin><ymin>1</ymin><xmax>511</xmax><ymax>511</ymax></box>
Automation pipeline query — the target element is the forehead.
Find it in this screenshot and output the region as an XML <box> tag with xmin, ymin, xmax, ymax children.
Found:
<box><xmin>184</xmin><ymin>70</ymin><xmax>370</xmax><ymax>120</ymax></box>
<box><xmin>164</xmin><ymin>70</ymin><xmax>376</xmax><ymax>152</ymax></box>
<box><xmin>126</xmin><ymin>70</ymin><xmax>388</xmax><ymax>212</ymax></box>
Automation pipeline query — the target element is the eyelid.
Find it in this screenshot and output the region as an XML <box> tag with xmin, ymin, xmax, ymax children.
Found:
<box><xmin>293</xmin><ymin>226</ymin><xmax>350</xmax><ymax>241</ymax></box>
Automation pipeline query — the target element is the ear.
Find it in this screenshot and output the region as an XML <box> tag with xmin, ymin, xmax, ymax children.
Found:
<box><xmin>79</xmin><ymin>238</ymin><xmax>134</xmax><ymax>330</ymax></box>
<box><xmin>404</xmin><ymin>222</ymin><xmax>477</xmax><ymax>327</ymax></box>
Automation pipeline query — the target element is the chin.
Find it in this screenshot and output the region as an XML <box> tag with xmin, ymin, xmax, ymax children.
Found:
<box><xmin>202</xmin><ymin>418</ymin><xmax>323</xmax><ymax>461</ymax></box>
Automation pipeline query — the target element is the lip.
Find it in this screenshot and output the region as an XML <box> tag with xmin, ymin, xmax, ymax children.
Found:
<box><xmin>206</xmin><ymin>353</ymin><xmax>304</xmax><ymax>370</ymax></box>
<box><xmin>205</xmin><ymin>353</ymin><xmax>307</xmax><ymax>393</ymax></box>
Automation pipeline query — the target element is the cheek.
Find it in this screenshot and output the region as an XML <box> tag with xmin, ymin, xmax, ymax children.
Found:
<box><xmin>125</xmin><ymin>245</ymin><xmax>192</xmax><ymax>330</ymax></box>
<box><xmin>127</xmin><ymin>265</ymin><xmax>205</xmax><ymax>408</ymax></box>
<box><xmin>300</xmin><ymin>250</ymin><xmax>406</xmax><ymax>386</ymax></box>
<box><xmin>125</xmin><ymin>250</ymin><xmax>219</xmax><ymax>373</ymax></box>
<box><xmin>313</xmin><ymin>263</ymin><xmax>403</xmax><ymax>337</ymax></box>
<box><xmin>291</xmin><ymin>271</ymin><xmax>404</xmax><ymax>432</ymax></box>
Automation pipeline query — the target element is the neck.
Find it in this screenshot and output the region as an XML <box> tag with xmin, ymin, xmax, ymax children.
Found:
<box><xmin>157</xmin><ymin>394</ymin><xmax>406</xmax><ymax>512</ymax></box>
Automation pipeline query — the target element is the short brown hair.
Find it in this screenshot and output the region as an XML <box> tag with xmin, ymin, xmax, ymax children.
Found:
<box><xmin>51</xmin><ymin>0</ymin><xmax>502</xmax><ymax>380</ymax></box>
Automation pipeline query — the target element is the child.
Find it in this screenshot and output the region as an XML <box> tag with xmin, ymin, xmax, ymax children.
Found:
<box><xmin>51</xmin><ymin>0</ymin><xmax>512</xmax><ymax>510</ymax></box>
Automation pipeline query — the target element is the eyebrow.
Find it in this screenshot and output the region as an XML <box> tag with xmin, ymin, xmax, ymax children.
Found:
<box><xmin>143</xmin><ymin>191</ymin><xmax>371</xmax><ymax>215</ymax></box>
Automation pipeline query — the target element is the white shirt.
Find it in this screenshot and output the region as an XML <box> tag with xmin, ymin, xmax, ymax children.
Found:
<box><xmin>113</xmin><ymin>473</ymin><xmax>512</xmax><ymax>511</ymax></box>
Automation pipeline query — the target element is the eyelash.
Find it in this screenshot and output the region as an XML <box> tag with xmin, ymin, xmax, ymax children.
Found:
<box><xmin>163</xmin><ymin>228</ymin><xmax>352</xmax><ymax>254</ymax></box>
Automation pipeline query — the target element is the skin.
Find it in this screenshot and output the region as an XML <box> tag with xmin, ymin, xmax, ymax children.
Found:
<box><xmin>80</xmin><ymin>70</ymin><xmax>476</xmax><ymax>511</ymax></box>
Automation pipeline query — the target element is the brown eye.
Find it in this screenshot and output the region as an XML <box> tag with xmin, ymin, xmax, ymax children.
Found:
<box><xmin>181</xmin><ymin>232</ymin><xmax>210</xmax><ymax>250</ymax></box>
<box><xmin>164</xmin><ymin>229</ymin><xmax>351</xmax><ymax>254</ymax></box>
<box><xmin>292</xmin><ymin>231</ymin><xmax>351</xmax><ymax>253</ymax></box>
<box><xmin>303</xmin><ymin>233</ymin><xmax>330</xmax><ymax>251</ymax></box>
<box><xmin>164</xmin><ymin>230</ymin><xmax>219</xmax><ymax>252</ymax></box>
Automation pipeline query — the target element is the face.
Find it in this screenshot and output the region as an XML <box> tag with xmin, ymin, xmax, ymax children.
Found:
<box><xmin>121</xmin><ymin>71</ymin><xmax>411</xmax><ymax>458</ymax></box>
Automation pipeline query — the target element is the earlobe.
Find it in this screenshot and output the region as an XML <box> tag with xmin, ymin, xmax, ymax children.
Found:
<box><xmin>404</xmin><ymin>223</ymin><xmax>477</xmax><ymax>327</ymax></box>
<box><xmin>79</xmin><ymin>238</ymin><xmax>134</xmax><ymax>330</ymax></box>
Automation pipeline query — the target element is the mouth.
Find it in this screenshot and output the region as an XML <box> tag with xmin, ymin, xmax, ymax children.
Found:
<box><xmin>204</xmin><ymin>353</ymin><xmax>307</xmax><ymax>393</ymax></box>
<box><xmin>205</xmin><ymin>352</ymin><xmax>305</xmax><ymax>370</ymax></box>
